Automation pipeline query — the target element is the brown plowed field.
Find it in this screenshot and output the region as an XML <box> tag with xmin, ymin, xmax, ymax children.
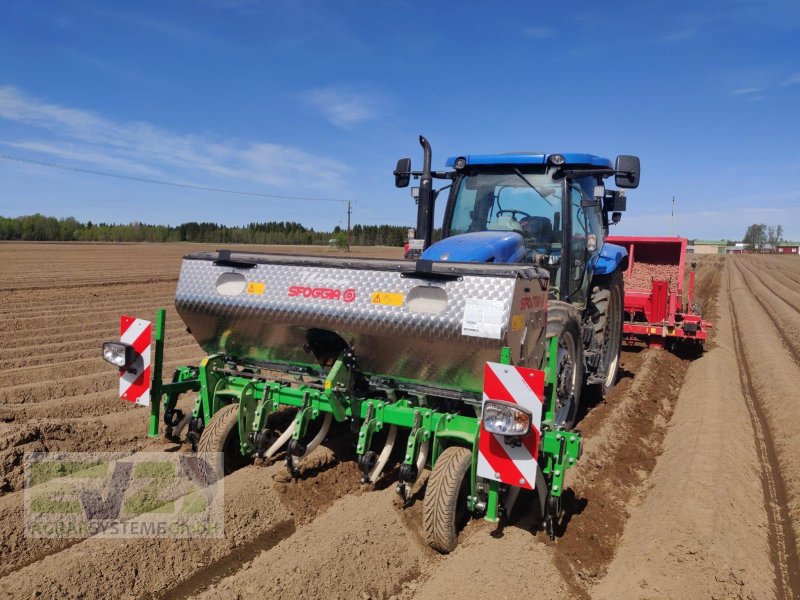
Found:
<box><xmin>0</xmin><ymin>242</ymin><xmax>798</xmax><ymax>600</ymax></box>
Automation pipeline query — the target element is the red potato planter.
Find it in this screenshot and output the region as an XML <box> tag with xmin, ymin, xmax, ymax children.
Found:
<box><xmin>606</xmin><ymin>236</ymin><xmax>711</xmax><ymax>350</ymax></box>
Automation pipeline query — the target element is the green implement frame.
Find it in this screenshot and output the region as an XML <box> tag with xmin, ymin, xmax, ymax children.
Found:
<box><xmin>145</xmin><ymin>311</ymin><xmax>581</xmax><ymax>524</ymax></box>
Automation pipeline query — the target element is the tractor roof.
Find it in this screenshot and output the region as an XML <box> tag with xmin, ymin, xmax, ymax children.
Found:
<box><xmin>445</xmin><ymin>153</ymin><xmax>613</xmax><ymax>169</ymax></box>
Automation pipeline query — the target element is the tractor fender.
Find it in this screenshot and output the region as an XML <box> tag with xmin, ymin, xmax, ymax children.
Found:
<box><xmin>593</xmin><ymin>242</ymin><xmax>628</xmax><ymax>275</ymax></box>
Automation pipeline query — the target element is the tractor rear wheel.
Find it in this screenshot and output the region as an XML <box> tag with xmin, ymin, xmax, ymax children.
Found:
<box><xmin>546</xmin><ymin>302</ymin><xmax>584</xmax><ymax>430</ymax></box>
<box><xmin>197</xmin><ymin>403</ymin><xmax>250</xmax><ymax>476</ymax></box>
<box><xmin>423</xmin><ymin>446</ymin><xmax>472</xmax><ymax>553</ymax></box>
<box><xmin>590</xmin><ymin>269</ymin><xmax>624</xmax><ymax>397</ymax></box>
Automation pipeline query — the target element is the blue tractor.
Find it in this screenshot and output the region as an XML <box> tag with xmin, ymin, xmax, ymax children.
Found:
<box><xmin>395</xmin><ymin>136</ymin><xmax>640</xmax><ymax>429</ymax></box>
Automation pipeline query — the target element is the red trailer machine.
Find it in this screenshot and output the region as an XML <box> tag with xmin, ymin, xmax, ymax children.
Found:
<box><xmin>605</xmin><ymin>236</ymin><xmax>711</xmax><ymax>350</ymax></box>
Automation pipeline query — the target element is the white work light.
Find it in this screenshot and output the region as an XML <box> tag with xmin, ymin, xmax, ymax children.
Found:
<box><xmin>482</xmin><ymin>401</ymin><xmax>531</xmax><ymax>436</ymax></box>
<box><xmin>102</xmin><ymin>341</ymin><xmax>137</xmax><ymax>369</ymax></box>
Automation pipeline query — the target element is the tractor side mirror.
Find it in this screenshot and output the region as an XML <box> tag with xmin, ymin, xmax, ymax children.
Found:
<box><xmin>615</xmin><ymin>155</ymin><xmax>640</xmax><ymax>189</ymax></box>
<box><xmin>394</xmin><ymin>158</ymin><xmax>411</xmax><ymax>188</ymax></box>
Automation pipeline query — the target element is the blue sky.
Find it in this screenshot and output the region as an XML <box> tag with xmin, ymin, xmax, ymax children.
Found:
<box><xmin>1</xmin><ymin>0</ymin><xmax>799</xmax><ymax>240</ymax></box>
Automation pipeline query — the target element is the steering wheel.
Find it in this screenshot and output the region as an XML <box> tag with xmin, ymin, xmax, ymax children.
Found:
<box><xmin>496</xmin><ymin>209</ymin><xmax>533</xmax><ymax>221</ymax></box>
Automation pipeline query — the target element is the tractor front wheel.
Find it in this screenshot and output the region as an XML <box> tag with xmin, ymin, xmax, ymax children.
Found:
<box><xmin>197</xmin><ymin>403</ymin><xmax>251</xmax><ymax>475</ymax></box>
<box><xmin>423</xmin><ymin>446</ymin><xmax>472</xmax><ymax>553</ymax></box>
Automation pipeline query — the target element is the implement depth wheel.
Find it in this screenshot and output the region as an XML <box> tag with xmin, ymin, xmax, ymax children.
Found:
<box><xmin>547</xmin><ymin>302</ymin><xmax>584</xmax><ymax>430</ymax></box>
<box><xmin>590</xmin><ymin>269</ymin><xmax>624</xmax><ymax>397</ymax></box>
<box><xmin>197</xmin><ymin>404</ymin><xmax>250</xmax><ymax>475</ymax></box>
<box><xmin>423</xmin><ymin>446</ymin><xmax>472</xmax><ymax>553</ymax></box>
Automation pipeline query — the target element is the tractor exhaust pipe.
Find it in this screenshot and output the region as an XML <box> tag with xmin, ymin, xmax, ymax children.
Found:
<box><xmin>416</xmin><ymin>135</ymin><xmax>435</xmax><ymax>250</ymax></box>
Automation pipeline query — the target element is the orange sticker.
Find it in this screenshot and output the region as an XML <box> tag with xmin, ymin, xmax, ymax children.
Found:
<box><xmin>371</xmin><ymin>292</ymin><xmax>404</xmax><ymax>306</ymax></box>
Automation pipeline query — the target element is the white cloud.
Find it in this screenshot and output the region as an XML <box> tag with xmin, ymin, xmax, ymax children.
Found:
<box><xmin>302</xmin><ymin>86</ymin><xmax>382</xmax><ymax>128</ymax></box>
<box><xmin>780</xmin><ymin>72</ymin><xmax>800</xmax><ymax>87</ymax></box>
<box><xmin>660</xmin><ymin>27</ymin><xmax>697</xmax><ymax>42</ymax></box>
<box><xmin>728</xmin><ymin>87</ymin><xmax>762</xmax><ymax>95</ymax></box>
<box><xmin>522</xmin><ymin>26</ymin><xmax>556</xmax><ymax>39</ymax></box>
<box><xmin>0</xmin><ymin>85</ymin><xmax>350</xmax><ymax>194</ymax></box>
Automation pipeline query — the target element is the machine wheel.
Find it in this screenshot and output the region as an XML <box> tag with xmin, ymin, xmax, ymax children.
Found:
<box><xmin>546</xmin><ymin>302</ymin><xmax>584</xmax><ymax>430</ymax></box>
<box><xmin>197</xmin><ymin>404</ymin><xmax>250</xmax><ymax>476</ymax></box>
<box><xmin>590</xmin><ymin>269</ymin><xmax>624</xmax><ymax>397</ymax></box>
<box><xmin>423</xmin><ymin>446</ymin><xmax>472</xmax><ymax>553</ymax></box>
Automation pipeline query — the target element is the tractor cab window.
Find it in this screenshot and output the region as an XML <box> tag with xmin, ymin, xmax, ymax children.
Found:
<box><xmin>568</xmin><ymin>184</ymin><xmax>590</xmax><ymax>303</ymax></box>
<box><xmin>448</xmin><ymin>170</ymin><xmax>563</xmax><ymax>259</ymax></box>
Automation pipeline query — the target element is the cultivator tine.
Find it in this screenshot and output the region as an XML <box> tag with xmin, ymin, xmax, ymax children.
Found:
<box><xmin>364</xmin><ymin>425</ymin><xmax>397</xmax><ymax>484</ymax></box>
<box><xmin>264</xmin><ymin>420</ymin><xmax>296</xmax><ymax>460</ymax></box>
<box><xmin>415</xmin><ymin>439</ymin><xmax>430</xmax><ymax>477</ymax></box>
<box><xmin>286</xmin><ymin>413</ymin><xmax>333</xmax><ymax>476</ymax></box>
<box><xmin>302</xmin><ymin>413</ymin><xmax>333</xmax><ymax>457</ymax></box>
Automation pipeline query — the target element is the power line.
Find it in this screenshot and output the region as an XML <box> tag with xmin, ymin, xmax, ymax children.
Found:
<box><xmin>0</xmin><ymin>152</ymin><xmax>351</xmax><ymax>203</ymax></box>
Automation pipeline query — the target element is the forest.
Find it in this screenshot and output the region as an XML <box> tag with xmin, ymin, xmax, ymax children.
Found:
<box><xmin>0</xmin><ymin>214</ymin><xmax>417</xmax><ymax>246</ymax></box>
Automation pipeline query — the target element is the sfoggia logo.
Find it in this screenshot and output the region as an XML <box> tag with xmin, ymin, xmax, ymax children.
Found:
<box><xmin>288</xmin><ymin>285</ymin><xmax>356</xmax><ymax>302</ymax></box>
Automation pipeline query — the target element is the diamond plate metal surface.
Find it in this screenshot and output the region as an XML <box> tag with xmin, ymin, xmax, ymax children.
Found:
<box><xmin>175</xmin><ymin>253</ymin><xmax>548</xmax><ymax>392</ymax></box>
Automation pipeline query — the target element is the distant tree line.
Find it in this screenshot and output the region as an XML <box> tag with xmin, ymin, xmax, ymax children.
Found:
<box><xmin>346</xmin><ymin>224</ymin><xmax>440</xmax><ymax>246</ymax></box>
<box><xmin>742</xmin><ymin>223</ymin><xmax>783</xmax><ymax>252</ymax></box>
<box><xmin>0</xmin><ymin>214</ymin><xmax>423</xmax><ymax>246</ymax></box>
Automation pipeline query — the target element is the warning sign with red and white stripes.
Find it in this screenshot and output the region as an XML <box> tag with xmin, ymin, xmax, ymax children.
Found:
<box><xmin>477</xmin><ymin>362</ymin><xmax>545</xmax><ymax>490</ymax></box>
<box><xmin>119</xmin><ymin>315</ymin><xmax>151</xmax><ymax>406</ymax></box>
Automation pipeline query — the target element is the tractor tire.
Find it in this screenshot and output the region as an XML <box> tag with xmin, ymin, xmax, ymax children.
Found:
<box><xmin>546</xmin><ymin>301</ymin><xmax>584</xmax><ymax>430</ymax></box>
<box><xmin>423</xmin><ymin>446</ymin><xmax>472</xmax><ymax>553</ymax></box>
<box><xmin>197</xmin><ymin>404</ymin><xmax>250</xmax><ymax>476</ymax></box>
<box><xmin>589</xmin><ymin>269</ymin><xmax>624</xmax><ymax>397</ymax></box>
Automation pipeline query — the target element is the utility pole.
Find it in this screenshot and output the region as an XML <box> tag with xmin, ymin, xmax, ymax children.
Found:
<box><xmin>346</xmin><ymin>201</ymin><xmax>352</xmax><ymax>252</ymax></box>
<box><xmin>670</xmin><ymin>196</ymin><xmax>675</xmax><ymax>236</ymax></box>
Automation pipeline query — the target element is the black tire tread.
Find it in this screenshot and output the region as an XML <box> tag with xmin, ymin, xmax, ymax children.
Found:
<box><xmin>589</xmin><ymin>269</ymin><xmax>624</xmax><ymax>396</ymax></box>
<box><xmin>544</xmin><ymin>300</ymin><xmax>584</xmax><ymax>429</ymax></box>
<box><xmin>423</xmin><ymin>446</ymin><xmax>472</xmax><ymax>553</ymax></box>
<box><xmin>198</xmin><ymin>404</ymin><xmax>241</xmax><ymax>475</ymax></box>
<box><xmin>545</xmin><ymin>300</ymin><xmax>582</xmax><ymax>339</ymax></box>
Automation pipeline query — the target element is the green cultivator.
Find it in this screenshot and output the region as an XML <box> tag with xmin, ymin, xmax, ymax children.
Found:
<box><xmin>104</xmin><ymin>253</ymin><xmax>581</xmax><ymax>551</ymax></box>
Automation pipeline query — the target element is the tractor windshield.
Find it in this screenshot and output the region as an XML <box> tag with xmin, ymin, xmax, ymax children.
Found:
<box><xmin>449</xmin><ymin>169</ymin><xmax>563</xmax><ymax>256</ymax></box>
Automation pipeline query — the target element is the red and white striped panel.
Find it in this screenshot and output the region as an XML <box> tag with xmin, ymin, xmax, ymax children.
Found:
<box><xmin>477</xmin><ymin>362</ymin><xmax>545</xmax><ymax>490</ymax></box>
<box><xmin>119</xmin><ymin>315</ymin><xmax>151</xmax><ymax>406</ymax></box>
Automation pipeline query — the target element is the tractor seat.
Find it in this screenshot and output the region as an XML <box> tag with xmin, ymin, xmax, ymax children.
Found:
<box><xmin>521</xmin><ymin>216</ymin><xmax>553</xmax><ymax>245</ymax></box>
<box><xmin>494</xmin><ymin>215</ymin><xmax>524</xmax><ymax>234</ymax></box>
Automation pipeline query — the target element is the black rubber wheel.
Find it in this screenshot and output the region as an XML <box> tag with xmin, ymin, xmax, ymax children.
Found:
<box><xmin>197</xmin><ymin>404</ymin><xmax>251</xmax><ymax>476</ymax></box>
<box><xmin>590</xmin><ymin>269</ymin><xmax>624</xmax><ymax>397</ymax></box>
<box><xmin>423</xmin><ymin>446</ymin><xmax>472</xmax><ymax>553</ymax></box>
<box><xmin>546</xmin><ymin>301</ymin><xmax>584</xmax><ymax>430</ymax></box>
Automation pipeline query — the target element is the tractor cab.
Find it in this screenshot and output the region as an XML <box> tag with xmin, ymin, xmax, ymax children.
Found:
<box><xmin>395</xmin><ymin>140</ymin><xmax>640</xmax><ymax>305</ymax></box>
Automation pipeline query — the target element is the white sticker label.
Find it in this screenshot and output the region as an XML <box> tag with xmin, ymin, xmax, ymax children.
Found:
<box><xmin>408</xmin><ymin>239</ymin><xmax>425</xmax><ymax>250</ymax></box>
<box><xmin>462</xmin><ymin>297</ymin><xmax>505</xmax><ymax>339</ymax></box>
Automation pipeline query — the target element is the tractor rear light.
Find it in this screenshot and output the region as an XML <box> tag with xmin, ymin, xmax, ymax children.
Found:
<box><xmin>482</xmin><ymin>400</ymin><xmax>531</xmax><ymax>436</ymax></box>
<box><xmin>102</xmin><ymin>341</ymin><xmax>137</xmax><ymax>369</ymax></box>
